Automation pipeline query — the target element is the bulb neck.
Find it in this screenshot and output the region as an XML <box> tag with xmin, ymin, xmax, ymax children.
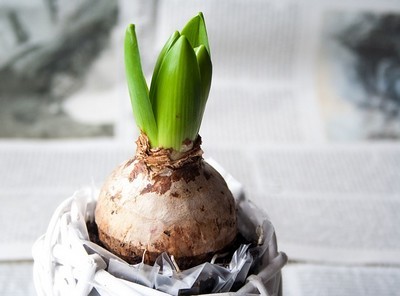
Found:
<box><xmin>135</xmin><ymin>132</ymin><xmax>203</xmax><ymax>176</ymax></box>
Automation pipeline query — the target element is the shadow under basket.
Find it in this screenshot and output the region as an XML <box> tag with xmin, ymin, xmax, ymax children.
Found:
<box><xmin>32</xmin><ymin>163</ymin><xmax>287</xmax><ymax>296</ymax></box>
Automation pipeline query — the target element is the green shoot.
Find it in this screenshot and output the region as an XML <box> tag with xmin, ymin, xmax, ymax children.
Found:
<box><xmin>124</xmin><ymin>25</ymin><xmax>158</xmax><ymax>146</ymax></box>
<box><xmin>124</xmin><ymin>13</ymin><xmax>212</xmax><ymax>151</ymax></box>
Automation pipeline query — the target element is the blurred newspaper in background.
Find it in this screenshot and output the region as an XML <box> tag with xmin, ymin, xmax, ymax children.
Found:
<box><xmin>0</xmin><ymin>0</ymin><xmax>400</xmax><ymax>295</ymax></box>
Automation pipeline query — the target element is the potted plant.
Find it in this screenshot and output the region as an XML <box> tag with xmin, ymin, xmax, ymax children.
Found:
<box><xmin>33</xmin><ymin>13</ymin><xmax>286</xmax><ymax>296</ymax></box>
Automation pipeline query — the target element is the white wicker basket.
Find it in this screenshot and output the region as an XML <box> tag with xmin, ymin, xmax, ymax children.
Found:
<box><xmin>32</xmin><ymin>164</ymin><xmax>287</xmax><ymax>296</ymax></box>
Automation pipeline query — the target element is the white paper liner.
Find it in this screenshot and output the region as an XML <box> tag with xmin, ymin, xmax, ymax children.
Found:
<box><xmin>32</xmin><ymin>159</ymin><xmax>287</xmax><ymax>296</ymax></box>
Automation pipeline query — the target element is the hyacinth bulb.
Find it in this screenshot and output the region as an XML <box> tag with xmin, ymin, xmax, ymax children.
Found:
<box><xmin>95</xmin><ymin>13</ymin><xmax>237</xmax><ymax>269</ymax></box>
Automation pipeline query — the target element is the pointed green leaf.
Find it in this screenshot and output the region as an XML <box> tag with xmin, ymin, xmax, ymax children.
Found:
<box><xmin>194</xmin><ymin>45</ymin><xmax>212</xmax><ymax>134</ymax></box>
<box><xmin>153</xmin><ymin>36</ymin><xmax>201</xmax><ymax>150</ymax></box>
<box><xmin>181</xmin><ymin>12</ymin><xmax>210</xmax><ymax>55</ymax></box>
<box><xmin>124</xmin><ymin>24</ymin><xmax>158</xmax><ymax>146</ymax></box>
<box><xmin>149</xmin><ymin>31</ymin><xmax>180</xmax><ymax>106</ymax></box>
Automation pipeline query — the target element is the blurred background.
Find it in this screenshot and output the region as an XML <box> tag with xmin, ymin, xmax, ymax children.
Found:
<box><xmin>1</xmin><ymin>0</ymin><xmax>400</xmax><ymax>142</ymax></box>
<box><xmin>1</xmin><ymin>0</ymin><xmax>400</xmax><ymax>295</ymax></box>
